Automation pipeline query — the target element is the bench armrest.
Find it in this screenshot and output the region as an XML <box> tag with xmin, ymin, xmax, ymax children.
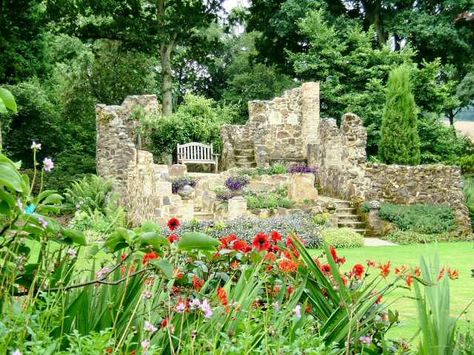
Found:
<box><xmin>213</xmin><ymin>153</ymin><xmax>220</xmax><ymax>156</ymax></box>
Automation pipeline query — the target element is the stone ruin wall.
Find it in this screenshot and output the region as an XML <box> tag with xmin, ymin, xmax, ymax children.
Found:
<box><xmin>96</xmin><ymin>96</ymin><xmax>185</xmax><ymax>226</ymax></box>
<box><xmin>309</xmin><ymin>113</ymin><xmax>471</xmax><ymax>233</ymax></box>
<box><xmin>221</xmin><ymin>82</ymin><xmax>319</xmax><ymax>169</ymax></box>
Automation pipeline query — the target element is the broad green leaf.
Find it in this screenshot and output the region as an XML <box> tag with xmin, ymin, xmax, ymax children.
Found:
<box><xmin>0</xmin><ymin>99</ymin><xmax>6</xmax><ymax>113</ymax></box>
<box><xmin>177</xmin><ymin>232</ymin><xmax>220</xmax><ymax>251</ymax></box>
<box><xmin>0</xmin><ymin>88</ymin><xmax>17</xmax><ymax>113</ymax></box>
<box><xmin>151</xmin><ymin>259</ymin><xmax>174</xmax><ymax>279</ymax></box>
<box><xmin>62</xmin><ymin>229</ymin><xmax>87</xmax><ymax>246</ymax></box>
<box><xmin>104</xmin><ymin>227</ymin><xmax>131</xmax><ymax>252</ymax></box>
<box><xmin>137</xmin><ymin>231</ymin><xmax>169</xmax><ymax>250</ymax></box>
<box><xmin>0</xmin><ymin>162</ymin><xmax>23</xmax><ymax>192</ymax></box>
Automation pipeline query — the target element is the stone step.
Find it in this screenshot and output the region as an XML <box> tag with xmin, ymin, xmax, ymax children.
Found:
<box><xmin>235</xmin><ymin>161</ymin><xmax>257</xmax><ymax>168</ymax></box>
<box><xmin>337</xmin><ymin>216</ymin><xmax>361</xmax><ymax>223</ymax></box>
<box><xmin>235</xmin><ymin>155</ymin><xmax>255</xmax><ymax>162</ymax></box>
<box><xmin>338</xmin><ymin>221</ymin><xmax>366</xmax><ymax>228</ymax></box>
<box><xmin>235</xmin><ymin>148</ymin><xmax>254</xmax><ymax>156</ymax></box>
<box><xmin>354</xmin><ymin>229</ymin><xmax>367</xmax><ymax>235</ymax></box>
<box><xmin>335</xmin><ymin>200</ymin><xmax>352</xmax><ymax>208</ymax></box>
<box><xmin>336</xmin><ymin>214</ymin><xmax>360</xmax><ymax>218</ymax></box>
<box><xmin>336</xmin><ymin>207</ymin><xmax>356</xmax><ymax>213</ymax></box>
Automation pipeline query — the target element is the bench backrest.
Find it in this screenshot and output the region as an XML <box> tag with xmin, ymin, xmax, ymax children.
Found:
<box><xmin>177</xmin><ymin>142</ymin><xmax>214</xmax><ymax>161</ymax></box>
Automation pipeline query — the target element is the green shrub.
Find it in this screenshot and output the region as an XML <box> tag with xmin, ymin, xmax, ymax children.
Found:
<box><xmin>378</xmin><ymin>203</ymin><xmax>456</xmax><ymax>234</ymax></box>
<box><xmin>459</xmin><ymin>154</ymin><xmax>474</xmax><ymax>175</ymax></box>
<box><xmin>246</xmin><ymin>192</ymin><xmax>294</xmax><ymax>210</ymax></box>
<box><xmin>383</xmin><ymin>231</ymin><xmax>462</xmax><ymax>245</ymax></box>
<box><xmin>64</xmin><ymin>175</ymin><xmax>114</xmax><ymax>214</ymax></box>
<box><xmin>312</xmin><ymin>212</ymin><xmax>331</xmax><ymax>226</ymax></box>
<box><xmin>142</xmin><ymin>94</ymin><xmax>238</xmax><ymax>161</ymax></box>
<box><xmin>255</xmin><ymin>163</ymin><xmax>288</xmax><ymax>176</ymax></box>
<box><xmin>463</xmin><ymin>176</ymin><xmax>474</xmax><ymax>230</ymax></box>
<box><xmin>321</xmin><ymin>228</ymin><xmax>364</xmax><ymax>248</ymax></box>
<box><xmin>379</xmin><ymin>65</ymin><xmax>420</xmax><ymax>165</ymax></box>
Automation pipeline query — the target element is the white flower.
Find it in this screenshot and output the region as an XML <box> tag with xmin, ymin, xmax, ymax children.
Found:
<box><xmin>11</xmin><ymin>350</ymin><xmax>22</xmax><ymax>355</ymax></box>
<box><xmin>66</xmin><ymin>248</ymin><xmax>77</xmax><ymax>258</ymax></box>
<box><xmin>38</xmin><ymin>216</ymin><xmax>48</xmax><ymax>228</ymax></box>
<box><xmin>17</xmin><ymin>199</ymin><xmax>24</xmax><ymax>212</ymax></box>
<box><xmin>189</xmin><ymin>298</ymin><xmax>201</xmax><ymax>310</ymax></box>
<box><xmin>31</xmin><ymin>141</ymin><xmax>41</xmax><ymax>150</ymax></box>
<box><xmin>176</xmin><ymin>301</ymin><xmax>186</xmax><ymax>313</ymax></box>
<box><xmin>141</xmin><ymin>339</ymin><xmax>150</xmax><ymax>351</ymax></box>
<box><xmin>144</xmin><ymin>320</ymin><xmax>157</xmax><ymax>334</ymax></box>
<box><xmin>42</xmin><ymin>157</ymin><xmax>54</xmax><ymax>172</ymax></box>
<box><xmin>273</xmin><ymin>301</ymin><xmax>280</xmax><ymax>312</ymax></box>
<box><xmin>143</xmin><ymin>290</ymin><xmax>153</xmax><ymax>299</ymax></box>
<box><xmin>293</xmin><ymin>304</ymin><xmax>301</xmax><ymax>319</ymax></box>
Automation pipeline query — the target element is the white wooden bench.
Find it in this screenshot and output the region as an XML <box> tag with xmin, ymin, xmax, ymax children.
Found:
<box><xmin>177</xmin><ymin>143</ymin><xmax>219</xmax><ymax>173</ymax></box>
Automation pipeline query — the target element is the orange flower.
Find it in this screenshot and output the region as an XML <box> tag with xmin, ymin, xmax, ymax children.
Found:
<box><xmin>143</xmin><ymin>251</ymin><xmax>158</xmax><ymax>265</ymax></box>
<box><xmin>264</xmin><ymin>252</ymin><xmax>277</xmax><ymax>262</ymax></box>
<box><xmin>278</xmin><ymin>258</ymin><xmax>298</xmax><ymax>273</ymax></box>
<box><xmin>395</xmin><ymin>265</ymin><xmax>408</xmax><ymax>275</ymax></box>
<box><xmin>230</xmin><ymin>260</ymin><xmax>240</xmax><ymax>270</ymax></box>
<box><xmin>376</xmin><ymin>295</ymin><xmax>382</xmax><ymax>304</ymax></box>
<box><xmin>406</xmin><ymin>274</ymin><xmax>413</xmax><ymax>288</ymax></box>
<box><xmin>448</xmin><ymin>268</ymin><xmax>459</xmax><ymax>280</ymax></box>
<box><xmin>272</xmin><ymin>285</ymin><xmax>281</xmax><ymax>297</ymax></box>
<box><xmin>320</xmin><ymin>263</ymin><xmax>331</xmax><ymax>275</ymax></box>
<box><xmin>437</xmin><ymin>267</ymin><xmax>446</xmax><ymax>281</ymax></box>
<box><xmin>367</xmin><ymin>260</ymin><xmax>376</xmax><ymax>267</ymax></box>
<box><xmin>414</xmin><ymin>266</ymin><xmax>422</xmax><ymax>277</ymax></box>
<box><xmin>220</xmin><ymin>234</ymin><xmax>238</xmax><ymax>249</ymax></box>
<box><xmin>233</xmin><ymin>239</ymin><xmax>251</xmax><ymax>253</ymax></box>
<box><xmin>340</xmin><ymin>274</ymin><xmax>348</xmax><ymax>285</ymax></box>
<box><xmin>330</xmin><ymin>247</ymin><xmax>346</xmax><ymax>265</ymax></box>
<box><xmin>174</xmin><ymin>269</ymin><xmax>184</xmax><ymax>279</ymax></box>
<box><xmin>217</xmin><ymin>287</ymin><xmax>229</xmax><ymax>306</ymax></box>
<box><xmin>193</xmin><ymin>276</ymin><xmax>204</xmax><ymax>291</ymax></box>
<box><xmin>379</xmin><ymin>261</ymin><xmax>391</xmax><ymax>278</ymax></box>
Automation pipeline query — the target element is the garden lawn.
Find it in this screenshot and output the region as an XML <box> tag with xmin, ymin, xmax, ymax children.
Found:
<box><xmin>312</xmin><ymin>242</ymin><xmax>474</xmax><ymax>340</ymax></box>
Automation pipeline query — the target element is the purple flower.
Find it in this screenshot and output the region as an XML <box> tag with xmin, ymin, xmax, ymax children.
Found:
<box><xmin>176</xmin><ymin>301</ymin><xmax>186</xmax><ymax>313</ymax></box>
<box><xmin>31</xmin><ymin>141</ymin><xmax>41</xmax><ymax>150</ymax></box>
<box><xmin>273</xmin><ymin>301</ymin><xmax>280</xmax><ymax>312</ymax></box>
<box><xmin>293</xmin><ymin>304</ymin><xmax>301</xmax><ymax>319</ymax></box>
<box><xmin>288</xmin><ymin>165</ymin><xmax>317</xmax><ymax>174</ymax></box>
<box><xmin>189</xmin><ymin>298</ymin><xmax>201</xmax><ymax>310</ymax></box>
<box><xmin>67</xmin><ymin>248</ymin><xmax>77</xmax><ymax>258</ymax></box>
<box><xmin>38</xmin><ymin>216</ymin><xmax>48</xmax><ymax>228</ymax></box>
<box><xmin>200</xmin><ymin>299</ymin><xmax>213</xmax><ymax>318</ymax></box>
<box><xmin>224</xmin><ymin>176</ymin><xmax>249</xmax><ymax>192</ymax></box>
<box><xmin>359</xmin><ymin>336</ymin><xmax>372</xmax><ymax>345</ymax></box>
<box><xmin>43</xmin><ymin>157</ymin><xmax>54</xmax><ymax>172</ymax></box>
<box><xmin>96</xmin><ymin>267</ymin><xmax>111</xmax><ymax>280</ymax></box>
<box><xmin>144</xmin><ymin>320</ymin><xmax>157</xmax><ymax>333</ymax></box>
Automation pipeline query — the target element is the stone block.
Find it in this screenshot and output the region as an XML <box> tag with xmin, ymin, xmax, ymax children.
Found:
<box><xmin>288</xmin><ymin>173</ymin><xmax>318</xmax><ymax>203</ymax></box>
<box><xmin>169</xmin><ymin>164</ymin><xmax>187</xmax><ymax>177</ymax></box>
<box><xmin>228</xmin><ymin>196</ymin><xmax>248</xmax><ymax>220</ymax></box>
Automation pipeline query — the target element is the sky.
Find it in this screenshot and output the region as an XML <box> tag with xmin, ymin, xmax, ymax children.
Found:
<box><xmin>223</xmin><ymin>0</ymin><xmax>249</xmax><ymax>13</ymax></box>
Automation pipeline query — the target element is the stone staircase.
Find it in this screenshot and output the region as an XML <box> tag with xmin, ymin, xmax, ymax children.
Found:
<box><xmin>193</xmin><ymin>206</ymin><xmax>215</xmax><ymax>221</ymax></box>
<box><xmin>334</xmin><ymin>200</ymin><xmax>366</xmax><ymax>235</ymax></box>
<box><xmin>234</xmin><ymin>143</ymin><xmax>256</xmax><ymax>168</ymax></box>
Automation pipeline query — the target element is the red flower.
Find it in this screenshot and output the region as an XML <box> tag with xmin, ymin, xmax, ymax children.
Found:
<box><xmin>352</xmin><ymin>264</ymin><xmax>365</xmax><ymax>279</ymax></box>
<box><xmin>278</xmin><ymin>258</ymin><xmax>298</xmax><ymax>273</ymax></box>
<box><xmin>406</xmin><ymin>274</ymin><xmax>414</xmax><ymax>288</ymax></box>
<box><xmin>379</xmin><ymin>261</ymin><xmax>391</xmax><ymax>278</ymax></box>
<box><xmin>220</xmin><ymin>234</ymin><xmax>238</xmax><ymax>249</ymax></box>
<box><xmin>167</xmin><ymin>217</ymin><xmax>180</xmax><ymax>231</ymax></box>
<box><xmin>376</xmin><ymin>295</ymin><xmax>382</xmax><ymax>304</ymax></box>
<box><xmin>174</xmin><ymin>269</ymin><xmax>184</xmax><ymax>279</ymax></box>
<box><xmin>143</xmin><ymin>251</ymin><xmax>159</xmax><ymax>265</ymax></box>
<box><xmin>252</xmin><ymin>232</ymin><xmax>271</xmax><ymax>251</ymax></box>
<box><xmin>329</xmin><ymin>247</ymin><xmax>346</xmax><ymax>265</ymax></box>
<box><xmin>395</xmin><ymin>265</ymin><xmax>408</xmax><ymax>275</ymax></box>
<box><xmin>437</xmin><ymin>267</ymin><xmax>446</xmax><ymax>281</ymax></box>
<box><xmin>287</xmin><ymin>286</ymin><xmax>294</xmax><ymax>295</ymax></box>
<box><xmin>217</xmin><ymin>287</ymin><xmax>229</xmax><ymax>306</ymax></box>
<box><xmin>414</xmin><ymin>266</ymin><xmax>422</xmax><ymax>277</ymax></box>
<box><xmin>233</xmin><ymin>239</ymin><xmax>251</xmax><ymax>253</ymax></box>
<box><xmin>340</xmin><ymin>274</ymin><xmax>348</xmax><ymax>285</ymax></box>
<box><xmin>270</xmin><ymin>230</ymin><xmax>282</xmax><ymax>242</ymax></box>
<box><xmin>270</xmin><ymin>244</ymin><xmax>280</xmax><ymax>253</ymax></box>
<box><xmin>264</xmin><ymin>252</ymin><xmax>277</xmax><ymax>262</ymax></box>
<box><xmin>168</xmin><ymin>234</ymin><xmax>180</xmax><ymax>243</ymax></box>
<box><xmin>161</xmin><ymin>318</ymin><xmax>169</xmax><ymax>328</ymax></box>
<box><xmin>367</xmin><ymin>260</ymin><xmax>376</xmax><ymax>267</ymax></box>
<box><xmin>193</xmin><ymin>276</ymin><xmax>204</xmax><ymax>291</ymax></box>
<box><xmin>448</xmin><ymin>268</ymin><xmax>459</xmax><ymax>280</ymax></box>
<box><xmin>321</xmin><ymin>263</ymin><xmax>331</xmax><ymax>275</ymax></box>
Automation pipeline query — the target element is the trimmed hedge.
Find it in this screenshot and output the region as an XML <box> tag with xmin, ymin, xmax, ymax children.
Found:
<box><xmin>384</xmin><ymin>231</ymin><xmax>470</xmax><ymax>245</ymax></box>
<box><xmin>321</xmin><ymin>228</ymin><xmax>364</xmax><ymax>248</ymax></box>
<box><xmin>378</xmin><ymin>203</ymin><xmax>455</xmax><ymax>234</ymax></box>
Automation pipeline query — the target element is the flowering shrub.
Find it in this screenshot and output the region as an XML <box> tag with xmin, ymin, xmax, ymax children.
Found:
<box><xmin>288</xmin><ymin>165</ymin><xmax>318</xmax><ymax>174</ymax></box>
<box><xmin>224</xmin><ymin>175</ymin><xmax>249</xmax><ymax>191</ymax></box>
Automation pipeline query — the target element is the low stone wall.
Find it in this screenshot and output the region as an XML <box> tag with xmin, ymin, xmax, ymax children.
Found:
<box><xmin>364</xmin><ymin>164</ymin><xmax>471</xmax><ymax>233</ymax></box>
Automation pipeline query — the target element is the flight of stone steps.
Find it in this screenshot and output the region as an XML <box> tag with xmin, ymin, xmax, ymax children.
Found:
<box><xmin>234</xmin><ymin>142</ymin><xmax>256</xmax><ymax>168</ymax></box>
<box><xmin>334</xmin><ymin>200</ymin><xmax>367</xmax><ymax>235</ymax></box>
<box><xmin>193</xmin><ymin>206</ymin><xmax>215</xmax><ymax>221</ymax></box>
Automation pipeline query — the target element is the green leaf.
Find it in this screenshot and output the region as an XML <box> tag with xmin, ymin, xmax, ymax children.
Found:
<box><xmin>138</xmin><ymin>231</ymin><xmax>169</xmax><ymax>250</ymax></box>
<box><xmin>0</xmin><ymin>161</ymin><xmax>24</xmax><ymax>192</ymax></box>
<box><xmin>151</xmin><ymin>259</ymin><xmax>174</xmax><ymax>279</ymax></box>
<box><xmin>61</xmin><ymin>229</ymin><xmax>87</xmax><ymax>246</ymax></box>
<box><xmin>0</xmin><ymin>88</ymin><xmax>17</xmax><ymax>113</ymax></box>
<box><xmin>104</xmin><ymin>228</ymin><xmax>131</xmax><ymax>252</ymax></box>
<box><xmin>0</xmin><ymin>99</ymin><xmax>6</xmax><ymax>114</ymax></box>
<box><xmin>177</xmin><ymin>232</ymin><xmax>220</xmax><ymax>251</ymax></box>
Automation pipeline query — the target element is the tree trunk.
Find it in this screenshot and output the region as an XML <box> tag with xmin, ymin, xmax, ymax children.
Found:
<box><xmin>160</xmin><ymin>43</ymin><xmax>173</xmax><ymax>117</ymax></box>
<box><xmin>362</xmin><ymin>0</ymin><xmax>385</xmax><ymax>46</ymax></box>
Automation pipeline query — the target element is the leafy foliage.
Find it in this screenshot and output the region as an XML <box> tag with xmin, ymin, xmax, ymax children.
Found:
<box><xmin>245</xmin><ymin>188</ymin><xmax>294</xmax><ymax>210</ymax></box>
<box><xmin>379</xmin><ymin>65</ymin><xmax>420</xmax><ymax>165</ymax></box>
<box><xmin>383</xmin><ymin>231</ymin><xmax>465</xmax><ymax>245</ymax></box>
<box><xmin>378</xmin><ymin>203</ymin><xmax>456</xmax><ymax>234</ymax></box>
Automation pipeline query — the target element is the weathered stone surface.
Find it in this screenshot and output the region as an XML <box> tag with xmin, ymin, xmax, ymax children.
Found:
<box><xmin>228</xmin><ymin>196</ymin><xmax>248</xmax><ymax>220</ymax></box>
<box><xmin>169</xmin><ymin>164</ymin><xmax>187</xmax><ymax>178</ymax></box>
<box><xmin>288</xmin><ymin>173</ymin><xmax>318</xmax><ymax>203</ymax></box>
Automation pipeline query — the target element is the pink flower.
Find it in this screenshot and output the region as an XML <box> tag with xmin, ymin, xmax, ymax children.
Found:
<box><xmin>96</xmin><ymin>267</ymin><xmax>111</xmax><ymax>280</ymax></box>
<box><xmin>200</xmin><ymin>299</ymin><xmax>213</xmax><ymax>318</ymax></box>
<box><xmin>141</xmin><ymin>339</ymin><xmax>150</xmax><ymax>351</ymax></box>
<box><xmin>43</xmin><ymin>157</ymin><xmax>54</xmax><ymax>172</ymax></box>
<box><xmin>144</xmin><ymin>320</ymin><xmax>157</xmax><ymax>333</ymax></box>
<box><xmin>189</xmin><ymin>298</ymin><xmax>201</xmax><ymax>310</ymax></box>
<box><xmin>273</xmin><ymin>301</ymin><xmax>280</xmax><ymax>312</ymax></box>
<box><xmin>38</xmin><ymin>216</ymin><xmax>48</xmax><ymax>228</ymax></box>
<box><xmin>66</xmin><ymin>248</ymin><xmax>77</xmax><ymax>258</ymax></box>
<box><xmin>293</xmin><ymin>305</ymin><xmax>301</xmax><ymax>319</ymax></box>
<box><xmin>176</xmin><ymin>301</ymin><xmax>186</xmax><ymax>313</ymax></box>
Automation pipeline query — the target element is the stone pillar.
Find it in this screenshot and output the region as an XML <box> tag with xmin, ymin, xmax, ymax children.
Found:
<box><xmin>288</xmin><ymin>173</ymin><xmax>318</xmax><ymax>203</ymax></box>
<box><xmin>301</xmin><ymin>82</ymin><xmax>320</xmax><ymax>152</ymax></box>
<box><xmin>366</xmin><ymin>201</ymin><xmax>383</xmax><ymax>236</ymax></box>
<box><xmin>228</xmin><ymin>196</ymin><xmax>248</xmax><ymax>220</ymax></box>
<box><xmin>181</xmin><ymin>199</ymin><xmax>194</xmax><ymax>221</ymax></box>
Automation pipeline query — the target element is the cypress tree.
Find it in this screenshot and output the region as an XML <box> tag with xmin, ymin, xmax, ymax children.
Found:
<box><xmin>379</xmin><ymin>65</ymin><xmax>420</xmax><ymax>165</ymax></box>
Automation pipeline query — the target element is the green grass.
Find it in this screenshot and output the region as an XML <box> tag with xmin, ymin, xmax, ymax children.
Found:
<box><xmin>311</xmin><ymin>242</ymin><xmax>474</xmax><ymax>340</ymax></box>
